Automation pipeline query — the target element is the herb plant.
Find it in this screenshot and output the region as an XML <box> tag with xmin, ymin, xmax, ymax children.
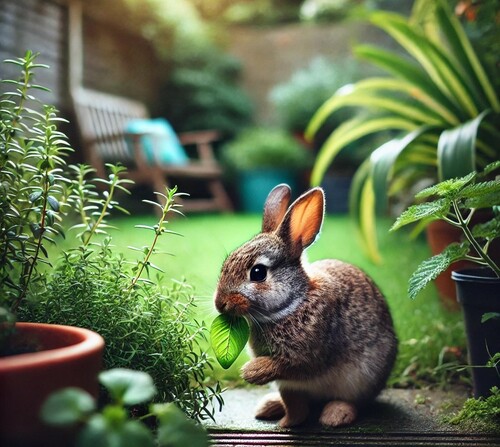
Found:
<box><xmin>41</xmin><ymin>368</ymin><xmax>209</xmax><ymax>447</ymax></box>
<box><xmin>1</xmin><ymin>52</ymin><xmax>222</xmax><ymax>421</ymax></box>
<box><xmin>391</xmin><ymin>162</ymin><xmax>500</xmax><ymax>300</ymax></box>
<box><xmin>0</xmin><ymin>51</ymin><xmax>72</xmax><ymax>313</ymax></box>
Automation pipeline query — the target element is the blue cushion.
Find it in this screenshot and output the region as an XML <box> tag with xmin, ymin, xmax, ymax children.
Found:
<box><xmin>126</xmin><ymin>118</ymin><xmax>188</xmax><ymax>166</ymax></box>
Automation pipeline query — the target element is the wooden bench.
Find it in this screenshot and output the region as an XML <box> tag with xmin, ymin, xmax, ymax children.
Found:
<box><xmin>71</xmin><ymin>88</ymin><xmax>233</xmax><ymax>213</ymax></box>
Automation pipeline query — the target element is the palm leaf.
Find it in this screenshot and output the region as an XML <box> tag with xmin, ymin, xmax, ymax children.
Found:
<box><xmin>311</xmin><ymin>115</ymin><xmax>418</xmax><ymax>186</ymax></box>
<box><xmin>438</xmin><ymin>110</ymin><xmax>493</xmax><ymax>180</ymax></box>
<box><xmin>356</xmin><ymin>78</ymin><xmax>454</xmax><ymax>124</ymax></box>
<box><xmin>355</xmin><ymin>46</ymin><xmax>462</xmax><ymax>124</ymax></box>
<box><xmin>371</xmin><ymin>126</ymin><xmax>433</xmax><ymax>212</ymax></box>
<box><xmin>371</xmin><ymin>11</ymin><xmax>478</xmax><ymax>117</ymax></box>
<box><xmin>359</xmin><ymin>177</ymin><xmax>382</xmax><ymax>264</ymax></box>
<box><xmin>435</xmin><ymin>2</ymin><xmax>499</xmax><ymax>112</ymax></box>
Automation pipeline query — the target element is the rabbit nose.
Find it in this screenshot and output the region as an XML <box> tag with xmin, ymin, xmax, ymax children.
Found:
<box><xmin>215</xmin><ymin>293</ymin><xmax>250</xmax><ymax>316</ymax></box>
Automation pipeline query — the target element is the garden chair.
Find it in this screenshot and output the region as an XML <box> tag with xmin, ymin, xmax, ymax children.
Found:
<box><xmin>71</xmin><ymin>88</ymin><xmax>233</xmax><ymax>213</ymax></box>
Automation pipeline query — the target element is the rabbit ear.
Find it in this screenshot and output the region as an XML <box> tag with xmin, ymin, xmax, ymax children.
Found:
<box><xmin>262</xmin><ymin>184</ymin><xmax>292</xmax><ymax>233</ymax></box>
<box><xmin>278</xmin><ymin>187</ymin><xmax>324</xmax><ymax>257</ymax></box>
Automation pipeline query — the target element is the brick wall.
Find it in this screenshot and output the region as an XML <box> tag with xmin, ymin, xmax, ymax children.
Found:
<box><xmin>226</xmin><ymin>21</ymin><xmax>393</xmax><ymax>125</ymax></box>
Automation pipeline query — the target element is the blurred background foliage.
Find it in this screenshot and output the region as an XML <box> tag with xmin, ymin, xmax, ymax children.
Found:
<box><xmin>84</xmin><ymin>0</ymin><xmax>497</xmax><ymax>137</ymax></box>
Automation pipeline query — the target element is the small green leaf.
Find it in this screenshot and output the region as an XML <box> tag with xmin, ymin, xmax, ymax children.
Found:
<box><xmin>210</xmin><ymin>314</ymin><xmax>250</xmax><ymax>369</ymax></box>
<box><xmin>472</xmin><ymin>216</ymin><xmax>500</xmax><ymax>240</ymax></box>
<box><xmin>47</xmin><ymin>195</ymin><xmax>60</xmax><ymax>211</ymax></box>
<box><xmin>29</xmin><ymin>190</ymin><xmax>43</xmax><ymax>203</ymax></box>
<box><xmin>46</xmin><ymin>209</ymin><xmax>55</xmax><ymax>226</ymax></box>
<box><xmin>481</xmin><ymin>312</ymin><xmax>500</xmax><ymax>323</ymax></box>
<box><xmin>415</xmin><ymin>172</ymin><xmax>476</xmax><ymax>199</ymax></box>
<box><xmin>78</xmin><ymin>414</ymin><xmax>154</xmax><ymax>447</ymax></box>
<box><xmin>391</xmin><ymin>198</ymin><xmax>450</xmax><ymax>231</ymax></box>
<box><xmin>41</xmin><ymin>387</ymin><xmax>96</xmax><ymax>426</ymax></box>
<box><xmin>482</xmin><ymin>161</ymin><xmax>500</xmax><ymax>176</ymax></box>
<box><xmin>30</xmin><ymin>222</ymin><xmax>42</xmax><ymax>239</ymax></box>
<box><xmin>153</xmin><ymin>403</ymin><xmax>209</xmax><ymax>447</ymax></box>
<box><xmin>99</xmin><ymin>368</ymin><xmax>156</xmax><ymax>405</ymax></box>
<box><xmin>408</xmin><ymin>243</ymin><xmax>470</xmax><ymax>299</ymax></box>
<box><xmin>460</xmin><ymin>179</ymin><xmax>500</xmax><ymax>199</ymax></box>
<box><xmin>464</xmin><ymin>189</ymin><xmax>500</xmax><ymax>210</ymax></box>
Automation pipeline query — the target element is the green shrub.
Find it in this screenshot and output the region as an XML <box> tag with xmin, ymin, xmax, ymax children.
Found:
<box><xmin>270</xmin><ymin>57</ymin><xmax>362</xmax><ymax>134</ymax></box>
<box><xmin>222</xmin><ymin>127</ymin><xmax>311</xmax><ymax>171</ymax></box>
<box><xmin>157</xmin><ymin>45</ymin><xmax>253</xmax><ymax>137</ymax></box>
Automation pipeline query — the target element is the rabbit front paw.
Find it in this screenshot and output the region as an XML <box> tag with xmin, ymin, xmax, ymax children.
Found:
<box><xmin>241</xmin><ymin>357</ymin><xmax>278</xmax><ymax>385</ymax></box>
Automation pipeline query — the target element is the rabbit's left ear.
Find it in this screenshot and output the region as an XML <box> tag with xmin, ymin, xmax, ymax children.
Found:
<box><xmin>278</xmin><ymin>187</ymin><xmax>324</xmax><ymax>257</ymax></box>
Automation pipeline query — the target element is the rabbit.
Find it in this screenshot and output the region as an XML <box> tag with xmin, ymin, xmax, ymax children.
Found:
<box><xmin>214</xmin><ymin>184</ymin><xmax>397</xmax><ymax>428</ymax></box>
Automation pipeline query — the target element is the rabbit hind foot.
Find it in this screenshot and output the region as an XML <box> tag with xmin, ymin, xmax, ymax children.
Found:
<box><xmin>255</xmin><ymin>392</ymin><xmax>285</xmax><ymax>420</ymax></box>
<box><xmin>319</xmin><ymin>400</ymin><xmax>357</xmax><ymax>427</ymax></box>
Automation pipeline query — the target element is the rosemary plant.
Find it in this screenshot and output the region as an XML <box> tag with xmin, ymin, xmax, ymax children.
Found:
<box><xmin>1</xmin><ymin>52</ymin><xmax>222</xmax><ymax>422</ymax></box>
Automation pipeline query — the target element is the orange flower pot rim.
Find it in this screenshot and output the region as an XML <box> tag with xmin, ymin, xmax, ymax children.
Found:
<box><xmin>0</xmin><ymin>322</ymin><xmax>104</xmax><ymax>370</ymax></box>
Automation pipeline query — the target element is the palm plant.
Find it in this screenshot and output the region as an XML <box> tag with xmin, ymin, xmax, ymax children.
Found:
<box><xmin>305</xmin><ymin>0</ymin><xmax>499</xmax><ymax>262</ymax></box>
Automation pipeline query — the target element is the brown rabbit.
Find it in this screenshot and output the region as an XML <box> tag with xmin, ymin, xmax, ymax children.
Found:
<box><xmin>214</xmin><ymin>185</ymin><xmax>397</xmax><ymax>428</ymax></box>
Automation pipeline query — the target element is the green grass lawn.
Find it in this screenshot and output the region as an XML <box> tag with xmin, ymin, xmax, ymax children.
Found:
<box><xmin>105</xmin><ymin>212</ymin><xmax>466</xmax><ymax>386</ymax></box>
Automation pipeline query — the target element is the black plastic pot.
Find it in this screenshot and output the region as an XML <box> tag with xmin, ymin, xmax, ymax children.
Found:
<box><xmin>452</xmin><ymin>268</ymin><xmax>500</xmax><ymax>398</ymax></box>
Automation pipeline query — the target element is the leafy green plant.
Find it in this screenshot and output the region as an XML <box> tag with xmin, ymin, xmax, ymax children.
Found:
<box><xmin>1</xmin><ymin>52</ymin><xmax>223</xmax><ymax>421</ymax></box>
<box><xmin>445</xmin><ymin>385</ymin><xmax>500</xmax><ymax>432</ymax></box>
<box><xmin>156</xmin><ymin>45</ymin><xmax>253</xmax><ymax>137</ymax></box>
<box><xmin>41</xmin><ymin>368</ymin><xmax>209</xmax><ymax>447</ymax></box>
<box><xmin>210</xmin><ymin>314</ymin><xmax>249</xmax><ymax>369</ymax></box>
<box><xmin>391</xmin><ymin>162</ymin><xmax>500</xmax><ymax>299</ymax></box>
<box><xmin>305</xmin><ymin>0</ymin><xmax>500</xmax><ymax>262</ymax></box>
<box><xmin>222</xmin><ymin>127</ymin><xmax>311</xmax><ymax>171</ymax></box>
<box><xmin>270</xmin><ymin>57</ymin><xmax>362</xmax><ymax>134</ymax></box>
<box><xmin>0</xmin><ymin>51</ymin><xmax>73</xmax><ymax>312</ymax></box>
<box><xmin>19</xmin><ymin>172</ymin><xmax>221</xmax><ymax>420</ymax></box>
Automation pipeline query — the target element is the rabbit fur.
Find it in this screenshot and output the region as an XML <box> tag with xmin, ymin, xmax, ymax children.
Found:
<box><xmin>214</xmin><ymin>184</ymin><xmax>397</xmax><ymax>428</ymax></box>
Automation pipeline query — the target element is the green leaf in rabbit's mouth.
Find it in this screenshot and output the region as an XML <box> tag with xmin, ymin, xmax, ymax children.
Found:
<box><xmin>210</xmin><ymin>314</ymin><xmax>250</xmax><ymax>369</ymax></box>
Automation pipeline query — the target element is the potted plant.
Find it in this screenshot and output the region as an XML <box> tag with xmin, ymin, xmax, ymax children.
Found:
<box><xmin>305</xmin><ymin>0</ymin><xmax>499</xmax><ymax>265</ymax></box>
<box><xmin>1</xmin><ymin>53</ymin><xmax>221</xmax><ymax>445</ymax></box>
<box><xmin>222</xmin><ymin>127</ymin><xmax>311</xmax><ymax>212</ymax></box>
<box><xmin>0</xmin><ymin>52</ymin><xmax>105</xmax><ymax>446</ymax></box>
<box><xmin>391</xmin><ymin>162</ymin><xmax>500</xmax><ymax>398</ymax></box>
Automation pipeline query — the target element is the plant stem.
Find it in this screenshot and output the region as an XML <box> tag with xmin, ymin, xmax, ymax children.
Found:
<box><xmin>452</xmin><ymin>200</ymin><xmax>500</xmax><ymax>277</ymax></box>
<box><xmin>128</xmin><ymin>215</ymin><xmax>166</xmax><ymax>291</ymax></box>
<box><xmin>128</xmin><ymin>190</ymin><xmax>177</xmax><ymax>290</ymax></box>
<box><xmin>12</xmin><ymin>174</ymin><xmax>49</xmax><ymax>312</ymax></box>
<box><xmin>83</xmin><ymin>180</ymin><xmax>117</xmax><ymax>246</ymax></box>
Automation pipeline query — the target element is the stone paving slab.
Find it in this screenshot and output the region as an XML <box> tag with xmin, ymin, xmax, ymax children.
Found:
<box><xmin>206</xmin><ymin>386</ymin><xmax>500</xmax><ymax>446</ymax></box>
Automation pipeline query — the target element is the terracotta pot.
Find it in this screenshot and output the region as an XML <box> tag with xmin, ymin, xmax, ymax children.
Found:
<box><xmin>0</xmin><ymin>323</ymin><xmax>104</xmax><ymax>447</ymax></box>
<box><xmin>426</xmin><ymin>220</ymin><xmax>473</xmax><ymax>311</ymax></box>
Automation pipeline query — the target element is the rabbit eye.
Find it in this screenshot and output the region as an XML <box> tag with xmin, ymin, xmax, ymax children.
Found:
<box><xmin>250</xmin><ymin>264</ymin><xmax>267</xmax><ymax>282</ymax></box>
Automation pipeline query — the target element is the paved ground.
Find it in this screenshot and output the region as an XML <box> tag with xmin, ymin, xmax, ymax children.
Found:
<box><xmin>206</xmin><ymin>386</ymin><xmax>500</xmax><ymax>446</ymax></box>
